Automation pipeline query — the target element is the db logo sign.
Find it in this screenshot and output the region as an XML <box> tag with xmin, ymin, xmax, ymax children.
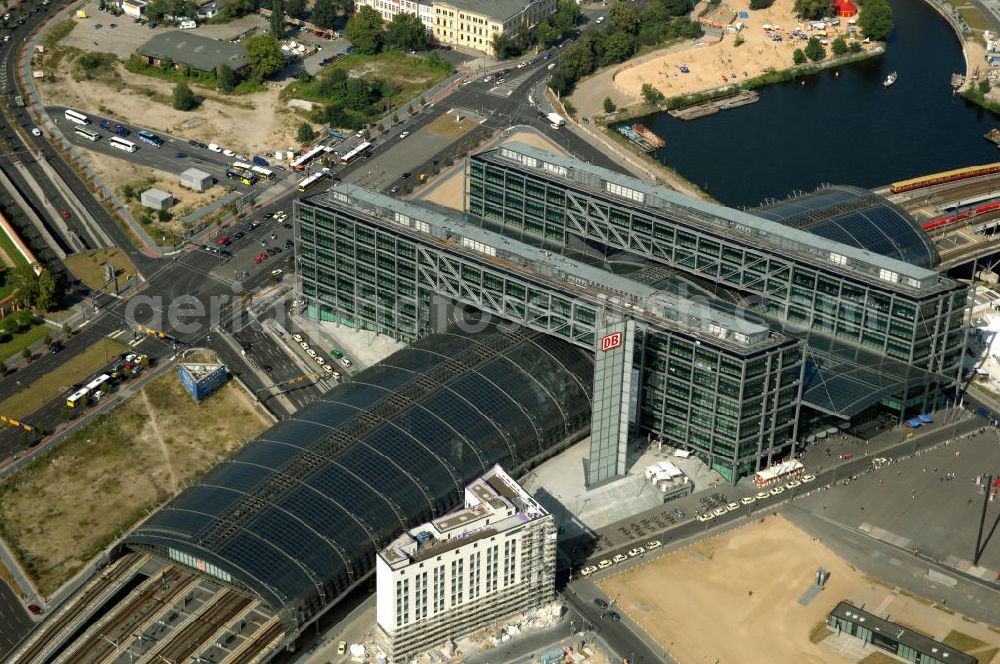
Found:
<box><xmin>601</xmin><ymin>332</ymin><xmax>623</xmax><ymax>352</ymax></box>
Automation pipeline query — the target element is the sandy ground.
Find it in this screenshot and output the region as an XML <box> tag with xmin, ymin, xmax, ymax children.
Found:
<box><xmin>36</xmin><ymin>36</ymin><xmax>301</xmax><ymax>158</ymax></box>
<box><xmin>572</xmin><ymin>0</ymin><xmax>877</xmax><ymax>117</ymax></box>
<box><xmin>598</xmin><ymin>515</ymin><xmax>999</xmax><ymax>664</ymax></box>
<box><xmin>414</xmin><ymin>128</ymin><xmax>568</xmax><ymax>210</ymax></box>
<box><xmin>0</xmin><ymin>371</ymin><xmax>270</xmax><ymax>596</ymax></box>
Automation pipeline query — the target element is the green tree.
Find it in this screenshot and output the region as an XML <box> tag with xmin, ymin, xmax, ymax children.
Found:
<box><xmin>848</xmin><ymin>40</ymin><xmax>862</xmax><ymax>53</ymax></box>
<box><xmin>286</xmin><ymin>0</ymin><xmax>307</xmax><ymax>18</ymax></box>
<box><xmin>554</xmin><ymin>0</ymin><xmax>581</xmax><ymax>33</ymax></box>
<box><xmin>217</xmin><ymin>64</ymin><xmax>238</xmax><ymax>92</ymax></box>
<box><xmin>792</xmin><ymin>47</ymin><xmax>806</xmax><ymax>64</ymax></box>
<box><xmin>21</xmin><ymin>347</ymin><xmax>30</xmax><ymax>362</ymax></box>
<box><xmin>62</xmin><ymin>322</ymin><xmax>71</xmax><ymax>335</ymax></box>
<box><xmin>10</xmin><ymin>265</ymin><xmax>38</xmax><ymax>308</ymax></box>
<box><xmin>172</xmin><ymin>81</ymin><xmax>197</xmax><ymax>110</ymax></box>
<box><xmin>661</xmin><ymin>0</ymin><xmax>691</xmax><ymax>17</ymax></box>
<box><xmin>641</xmin><ymin>82</ymin><xmax>665</xmax><ymax>105</ymax></box>
<box><xmin>603</xmin><ymin>96</ymin><xmax>616</xmax><ymax>112</ymax></box>
<box><xmin>608</xmin><ymin>1</ymin><xmax>640</xmax><ymax>33</ymax></box>
<box><xmin>804</xmin><ymin>36</ymin><xmax>825</xmax><ymax>61</ymax></box>
<box><xmin>491</xmin><ymin>33</ymin><xmax>518</xmax><ymax>59</ymax></box>
<box><xmin>830</xmin><ymin>35</ymin><xmax>848</xmax><ymax>55</ymax></box>
<box><xmin>793</xmin><ymin>0</ymin><xmax>828</xmax><ymax>19</ymax></box>
<box><xmin>535</xmin><ymin>20</ymin><xmax>559</xmax><ymax>47</ymax></box>
<box><xmin>0</xmin><ymin>361</ymin><xmax>6</xmax><ymax>375</ymax></box>
<box><xmin>270</xmin><ymin>0</ymin><xmax>285</xmax><ymax>37</ymax></box>
<box><xmin>386</xmin><ymin>12</ymin><xmax>429</xmax><ymax>51</ymax></box>
<box><xmin>297</xmin><ymin>121</ymin><xmax>314</xmax><ymax>142</ymax></box>
<box><xmin>36</xmin><ymin>269</ymin><xmax>60</xmax><ymax>311</ymax></box>
<box><xmin>749</xmin><ymin>0</ymin><xmax>773</xmax><ymax>8</ymax></box>
<box><xmin>858</xmin><ymin>0</ymin><xmax>893</xmax><ymax>40</ymax></box>
<box><xmin>221</xmin><ymin>0</ymin><xmax>255</xmax><ymax>18</ymax></box>
<box><xmin>979</xmin><ymin>79</ymin><xmax>992</xmax><ymax>95</ymax></box>
<box><xmin>346</xmin><ymin>6</ymin><xmax>386</xmax><ymax>55</ymax></box>
<box><xmin>244</xmin><ymin>33</ymin><xmax>286</xmax><ymax>78</ymax></box>
<box><xmin>312</xmin><ymin>0</ymin><xmax>339</xmax><ymax>28</ymax></box>
<box><xmin>601</xmin><ymin>30</ymin><xmax>638</xmax><ymax>64</ymax></box>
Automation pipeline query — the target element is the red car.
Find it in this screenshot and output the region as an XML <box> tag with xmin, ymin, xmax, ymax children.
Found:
<box><xmin>217</xmin><ymin>235</ymin><xmax>230</xmax><ymax>245</ymax></box>
<box><xmin>255</xmin><ymin>250</ymin><xmax>268</xmax><ymax>264</ymax></box>
<box><xmin>27</xmin><ymin>603</ymin><xmax>42</xmax><ymax>615</ymax></box>
<box><xmin>59</xmin><ymin>210</ymin><xmax>70</xmax><ymax>219</ymax></box>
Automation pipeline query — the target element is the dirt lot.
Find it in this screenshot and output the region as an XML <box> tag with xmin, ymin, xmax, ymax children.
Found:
<box><xmin>0</xmin><ymin>369</ymin><xmax>270</xmax><ymax>597</ymax></box>
<box><xmin>571</xmin><ymin>0</ymin><xmax>878</xmax><ymax>118</ymax></box>
<box><xmin>599</xmin><ymin>515</ymin><xmax>1000</xmax><ymax>664</ymax></box>
<box><xmin>63</xmin><ymin>247</ymin><xmax>138</xmax><ymax>290</ymax></box>
<box><xmin>36</xmin><ymin>25</ymin><xmax>301</xmax><ymax>158</ymax></box>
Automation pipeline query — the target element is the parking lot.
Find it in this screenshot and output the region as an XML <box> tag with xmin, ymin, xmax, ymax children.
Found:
<box><xmin>60</xmin><ymin>0</ymin><xmax>165</xmax><ymax>58</ymax></box>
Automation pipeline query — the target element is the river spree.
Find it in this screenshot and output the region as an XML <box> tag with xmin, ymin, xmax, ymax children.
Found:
<box><xmin>644</xmin><ymin>0</ymin><xmax>1000</xmax><ymax>207</ymax></box>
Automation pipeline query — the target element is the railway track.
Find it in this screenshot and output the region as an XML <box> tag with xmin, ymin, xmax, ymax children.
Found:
<box><xmin>9</xmin><ymin>552</ymin><xmax>148</xmax><ymax>664</ymax></box>
<box><xmin>149</xmin><ymin>591</ymin><xmax>253</xmax><ymax>664</ymax></box>
<box><xmin>227</xmin><ymin>620</ymin><xmax>285</xmax><ymax>664</ymax></box>
<box><xmin>59</xmin><ymin>567</ymin><xmax>193</xmax><ymax>664</ymax></box>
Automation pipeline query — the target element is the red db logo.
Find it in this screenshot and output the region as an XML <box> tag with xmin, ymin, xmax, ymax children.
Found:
<box><xmin>601</xmin><ymin>332</ymin><xmax>623</xmax><ymax>352</ymax></box>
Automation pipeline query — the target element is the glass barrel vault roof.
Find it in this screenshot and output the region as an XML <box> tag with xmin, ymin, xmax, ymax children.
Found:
<box><xmin>753</xmin><ymin>185</ymin><xmax>940</xmax><ymax>268</ymax></box>
<box><xmin>126</xmin><ymin>324</ymin><xmax>594</xmax><ymax>631</ymax></box>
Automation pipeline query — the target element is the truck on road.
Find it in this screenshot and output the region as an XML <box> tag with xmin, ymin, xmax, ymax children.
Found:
<box><xmin>547</xmin><ymin>112</ymin><xmax>566</xmax><ymax>128</ymax></box>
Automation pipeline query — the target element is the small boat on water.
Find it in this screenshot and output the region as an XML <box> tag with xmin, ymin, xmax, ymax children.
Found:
<box><xmin>632</xmin><ymin>124</ymin><xmax>666</xmax><ymax>149</ymax></box>
<box><xmin>883</xmin><ymin>71</ymin><xmax>897</xmax><ymax>87</ymax></box>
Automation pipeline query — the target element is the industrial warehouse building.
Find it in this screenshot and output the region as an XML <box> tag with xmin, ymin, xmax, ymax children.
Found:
<box><xmin>294</xmin><ymin>143</ymin><xmax>968</xmax><ymax>485</ymax></box>
<box><xmin>136</xmin><ymin>31</ymin><xmax>249</xmax><ymax>75</ymax></box>
<box><xmin>180</xmin><ymin>167</ymin><xmax>213</xmax><ymax>192</ymax></box>
<box><xmin>375</xmin><ymin>465</ymin><xmax>556</xmax><ymax>662</ymax></box>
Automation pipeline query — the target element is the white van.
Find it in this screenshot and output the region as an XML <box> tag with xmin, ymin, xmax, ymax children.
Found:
<box><xmin>179</xmin><ymin>19</ymin><xmax>196</xmax><ymax>29</ymax></box>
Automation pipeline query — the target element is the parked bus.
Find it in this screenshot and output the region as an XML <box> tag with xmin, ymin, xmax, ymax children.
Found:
<box><xmin>297</xmin><ymin>172</ymin><xmax>326</xmax><ymax>192</ymax></box>
<box><xmin>232</xmin><ymin>161</ymin><xmax>254</xmax><ymax>174</ymax></box>
<box><xmin>290</xmin><ymin>145</ymin><xmax>326</xmax><ymax>171</ymax></box>
<box><xmin>340</xmin><ymin>141</ymin><xmax>371</xmax><ymax>165</ymax></box>
<box><xmin>66</xmin><ymin>373</ymin><xmax>112</xmax><ymax>408</ymax></box>
<box><xmin>64</xmin><ymin>109</ymin><xmax>89</xmax><ymax>125</ymax></box>
<box><xmin>109</xmin><ymin>136</ymin><xmax>138</xmax><ymax>153</ymax></box>
<box><xmin>250</xmin><ymin>165</ymin><xmax>273</xmax><ymax>180</ymax></box>
<box><xmin>65</xmin><ymin>386</ymin><xmax>89</xmax><ymax>408</ymax></box>
<box><xmin>74</xmin><ymin>126</ymin><xmax>100</xmax><ymax>142</ymax></box>
<box><xmin>226</xmin><ymin>168</ymin><xmax>257</xmax><ymax>186</ymax></box>
<box><xmin>99</xmin><ymin>119</ymin><xmax>129</xmax><ymax>137</ymax></box>
<box><xmin>137</xmin><ymin>130</ymin><xmax>163</xmax><ymax>147</ymax></box>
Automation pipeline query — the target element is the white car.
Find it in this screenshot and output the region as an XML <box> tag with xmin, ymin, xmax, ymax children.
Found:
<box><xmin>712</xmin><ymin>507</ymin><xmax>727</xmax><ymax>517</ymax></box>
<box><xmin>580</xmin><ymin>565</ymin><xmax>598</xmax><ymax>576</ymax></box>
<box><xmin>596</xmin><ymin>15</ymin><xmax>606</xmax><ymax>23</ymax></box>
<box><xmin>696</xmin><ymin>512</ymin><xmax>714</xmax><ymax>522</ymax></box>
<box><xmin>756</xmin><ymin>491</ymin><xmax>769</xmax><ymax>500</ymax></box>
<box><xmin>785</xmin><ymin>480</ymin><xmax>801</xmax><ymax>489</ymax></box>
<box><xmin>399</xmin><ymin>131</ymin><xmax>410</xmax><ymax>139</ymax></box>
<box><xmin>612</xmin><ymin>553</ymin><xmax>628</xmax><ymax>564</ymax></box>
<box><xmin>31</xmin><ymin>127</ymin><xmax>41</xmax><ymax>137</ymax></box>
<box><xmin>483</xmin><ymin>75</ymin><xmax>493</xmax><ymax>83</ymax></box>
<box><xmin>726</xmin><ymin>502</ymin><xmax>740</xmax><ymax>512</ymax></box>
<box><xmin>337</xmin><ymin>641</ymin><xmax>347</xmax><ymax>655</ymax></box>
<box><xmin>801</xmin><ymin>474</ymin><xmax>816</xmax><ymax>483</ymax></box>
<box><xmin>740</xmin><ymin>496</ymin><xmax>756</xmax><ymax>505</ymax></box>
<box><xmin>208</xmin><ymin>144</ymin><xmax>223</xmax><ymax>152</ymax></box>
<box><xmin>323</xmin><ymin>364</ymin><xmax>335</xmax><ymax>374</ymax></box>
<box><xmin>340</xmin><ymin>356</ymin><xmax>352</xmax><ymax>367</ymax></box>
<box><xmin>769</xmin><ymin>485</ymin><xmax>785</xmax><ymax>496</ymax></box>
<box><xmin>292</xmin><ymin>334</ymin><xmax>303</xmax><ymax>342</ymax></box>
<box><xmin>306</xmin><ymin>349</ymin><xmax>317</xmax><ymax>358</ymax></box>
<box><xmin>299</xmin><ymin>341</ymin><xmax>310</xmax><ymax>350</ymax></box>
<box><xmin>517</xmin><ymin>61</ymin><xmax>527</xmax><ymax>69</ymax></box>
<box><xmin>627</xmin><ymin>547</ymin><xmax>645</xmax><ymax>557</ymax></box>
<box><xmin>222</xmin><ymin>149</ymin><xmax>236</xmax><ymax>157</ymax></box>
<box><xmin>235</xmin><ymin>153</ymin><xmax>248</xmax><ymax>161</ymax></box>
<box><xmin>598</xmin><ymin>559</ymin><xmax>612</xmax><ymax>569</ymax></box>
<box><xmin>315</xmin><ymin>357</ymin><xmax>325</xmax><ymax>365</ymax></box>
<box><xmin>646</xmin><ymin>540</ymin><xmax>661</xmax><ymax>549</ymax></box>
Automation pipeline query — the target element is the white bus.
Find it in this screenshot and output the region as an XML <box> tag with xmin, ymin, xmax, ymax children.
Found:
<box><xmin>291</xmin><ymin>145</ymin><xmax>326</xmax><ymax>171</ymax></box>
<box><xmin>250</xmin><ymin>165</ymin><xmax>273</xmax><ymax>180</ymax></box>
<box><xmin>340</xmin><ymin>141</ymin><xmax>372</xmax><ymax>165</ymax></box>
<box><xmin>64</xmin><ymin>108</ymin><xmax>90</xmax><ymax>125</ymax></box>
<box><xmin>232</xmin><ymin>161</ymin><xmax>254</xmax><ymax>174</ymax></box>
<box><xmin>74</xmin><ymin>126</ymin><xmax>100</xmax><ymax>142</ymax></box>
<box><xmin>66</xmin><ymin>386</ymin><xmax>90</xmax><ymax>408</ymax></box>
<box><xmin>297</xmin><ymin>172</ymin><xmax>326</xmax><ymax>192</ymax></box>
<box><xmin>109</xmin><ymin>136</ymin><xmax>138</xmax><ymax>153</ymax></box>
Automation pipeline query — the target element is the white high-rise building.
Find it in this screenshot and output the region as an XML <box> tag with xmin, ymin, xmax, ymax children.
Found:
<box><xmin>375</xmin><ymin>465</ymin><xmax>556</xmax><ymax>662</ymax></box>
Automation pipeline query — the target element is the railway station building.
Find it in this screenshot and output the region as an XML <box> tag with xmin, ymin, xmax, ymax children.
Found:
<box><xmin>295</xmin><ymin>143</ymin><xmax>969</xmax><ymax>485</ymax></box>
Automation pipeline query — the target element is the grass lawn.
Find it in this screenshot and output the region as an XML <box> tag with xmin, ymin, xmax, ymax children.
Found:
<box><xmin>0</xmin><ymin>324</ymin><xmax>53</xmax><ymax>368</ymax></box>
<box><xmin>959</xmin><ymin>6</ymin><xmax>993</xmax><ymax>31</ymax></box>
<box><xmin>0</xmin><ymin>369</ymin><xmax>271</xmax><ymax>596</ymax></box>
<box><xmin>0</xmin><ymin>230</ymin><xmax>29</xmax><ymax>270</ymax></box>
<box><xmin>64</xmin><ymin>248</ymin><xmax>139</xmax><ymax>291</ymax></box>
<box><xmin>423</xmin><ymin>113</ymin><xmax>480</xmax><ymax>140</ymax></box>
<box><xmin>942</xmin><ymin>630</ymin><xmax>987</xmax><ymax>652</ymax></box>
<box><xmin>976</xmin><ymin>647</ymin><xmax>998</xmax><ymax>662</ymax></box>
<box><xmin>41</xmin><ymin>18</ymin><xmax>76</xmax><ymax>48</ymax></box>
<box><xmin>0</xmin><ymin>336</ymin><xmax>127</xmax><ymax>420</ymax></box>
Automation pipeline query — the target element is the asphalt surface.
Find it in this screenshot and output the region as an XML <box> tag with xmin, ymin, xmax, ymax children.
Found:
<box><xmin>0</xmin><ymin>578</ymin><xmax>33</xmax><ymax>658</ymax></box>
